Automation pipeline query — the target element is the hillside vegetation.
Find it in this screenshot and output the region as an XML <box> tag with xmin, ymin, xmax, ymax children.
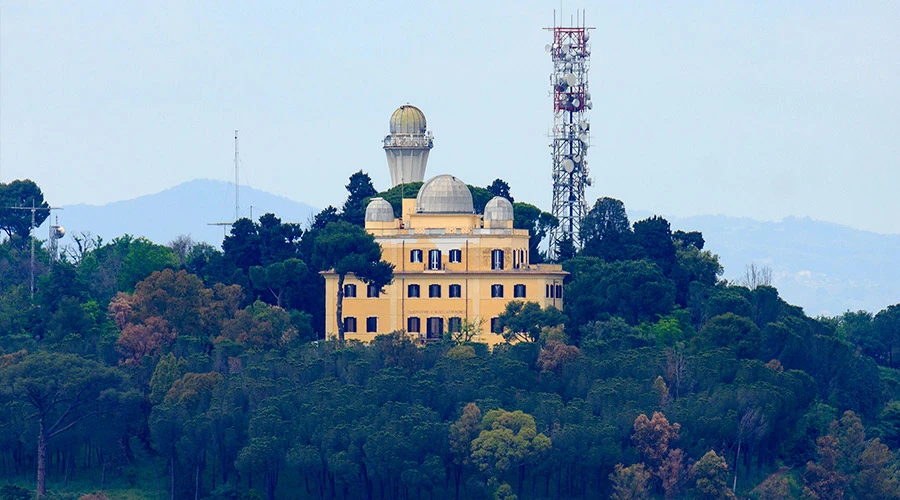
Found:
<box><xmin>1</xmin><ymin>176</ymin><xmax>899</xmax><ymax>500</ymax></box>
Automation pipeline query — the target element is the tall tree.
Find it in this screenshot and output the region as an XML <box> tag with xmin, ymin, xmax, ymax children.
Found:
<box><xmin>0</xmin><ymin>179</ymin><xmax>50</xmax><ymax>246</ymax></box>
<box><xmin>0</xmin><ymin>351</ymin><xmax>124</xmax><ymax>498</ymax></box>
<box><xmin>311</xmin><ymin>221</ymin><xmax>393</xmax><ymax>341</ymax></box>
<box><xmin>513</xmin><ymin>203</ymin><xmax>558</xmax><ymax>264</ymax></box>
<box><xmin>486</xmin><ymin>178</ymin><xmax>514</xmax><ymax>203</ymax></box>
<box><xmin>341</xmin><ymin>170</ymin><xmax>378</xmax><ymax>225</ymax></box>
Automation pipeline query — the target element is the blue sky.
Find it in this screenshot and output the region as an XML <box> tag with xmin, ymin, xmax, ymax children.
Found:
<box><xmin>2</xmin><ymin>1</ymin><xmax>898</xmax><ymax>233</ymax></box>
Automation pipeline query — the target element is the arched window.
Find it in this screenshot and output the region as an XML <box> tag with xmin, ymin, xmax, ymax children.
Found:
<box><xmin>491</xmin><ymin>249</ymin><xmax>505</xmax><ymax>270</ymax></box>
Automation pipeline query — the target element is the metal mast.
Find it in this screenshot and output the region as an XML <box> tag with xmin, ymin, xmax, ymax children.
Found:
<box><xmin>545</xmin><ymin>11</ymin><xmax>594</xmax><ymax>259</ymax></box>
<box><xmin>234</xmin><ymin>130</ymin><xmax>240</xmax><ymax>221</ymax></box>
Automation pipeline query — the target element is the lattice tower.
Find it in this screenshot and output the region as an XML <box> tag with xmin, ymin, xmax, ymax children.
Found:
<box><xmin>545</xmin><ymin>17</ymin><xmax>594</xmax><ymax>260</ymax></box>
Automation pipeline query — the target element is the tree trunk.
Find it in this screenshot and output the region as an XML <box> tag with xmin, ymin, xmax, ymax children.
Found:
<box><xmin>336</xmin><ymin>274</ymin><xmax>346</xmax><ymax>342</ymax></box>
<box><xmin>37</xmin><ymin>418</ymin><xmax>48</xmax><ymax>498</ymax></box>
<box><xmin>170</xmin><ymin>450</ymin><xmax>176</xmax><ymax>500</ymax></box>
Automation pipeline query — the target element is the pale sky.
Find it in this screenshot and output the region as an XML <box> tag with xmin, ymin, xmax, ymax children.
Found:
<box><xmin>2</xmin><ymin>1</ymin><xmax>898</xmax><ymax>234</ymax></box>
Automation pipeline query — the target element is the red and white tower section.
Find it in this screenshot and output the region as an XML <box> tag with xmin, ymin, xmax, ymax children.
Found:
<box><xmin>545</xmin><ymin>18</ymin><xmax>594</xmax><ymax>259</ymax></box>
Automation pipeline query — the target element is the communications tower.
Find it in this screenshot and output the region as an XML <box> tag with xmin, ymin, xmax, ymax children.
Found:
<box><xmin>545</xmin><ymin>12</ymin><xmax>593</xmax><ymax>259</ymax></box>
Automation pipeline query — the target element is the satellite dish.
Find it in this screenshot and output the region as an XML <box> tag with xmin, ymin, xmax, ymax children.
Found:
<box><xmin>573</xmin><ymin>155</ymin><xmax>582</xmax><ymax>163</ymax></box>
<box><xmin>565</xmin><ymin>73</ymin><xmax>577</xmax><ymax>86</ymax></box>
<box><xmin>545</xmin><ymin>44</ymin><xmax>552</xmax><ymax>53</ymax></box>
<box><xmin>562</xmin><ymin>159</ymin><xmax>575</xmax><ymax>173</ymax></box>
<box><xmin>562</xmin><ymin>42</ymin><xmax>571</xmax><ymax>52</ymax></box>
<box><xmin>585</xmin><ymin>92</ymin><xmax>592</xmax><ymax>100</ymax></box>
<box><xmin>586</xmin><ymin>100</ymin><xmax>593</xmax><ymax>109</ymax></box>
<box><xmin>572</xmin><ymin>98</ymin><xmax>581</xmax><ymax>107</ymax></box>
<box><xmin>584</xmin><ymin>32</ymin><xmax>590</xmax><ymax>42</ymax></box>
<box><xmin>55</xmin><ymin>226</ymin><xmax>66</xmax><ymax>238</ymax></box>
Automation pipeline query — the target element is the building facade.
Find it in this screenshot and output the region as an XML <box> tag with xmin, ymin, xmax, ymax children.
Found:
<box><xmin>323</xmin><ymin>174</ymin><xmax>567</xmax><ymax>345</ymax></box>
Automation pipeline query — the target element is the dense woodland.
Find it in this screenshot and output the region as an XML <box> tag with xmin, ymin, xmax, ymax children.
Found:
<box><xmin>1</xmin><ymin>175</ymin><xmax>899</xmax><ymax>500</ymax></box>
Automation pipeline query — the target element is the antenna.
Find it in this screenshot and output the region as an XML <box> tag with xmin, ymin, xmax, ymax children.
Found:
<box><xmin>544</xmin><ymin>14</ymin><xmax>595</xmax><ymax>260</ymax></box>
<box><xmin>3</xmin><ymin>202</ymin><xmax>63</xmax><ymax>299</ymax></box>
<box><xmin>234</xmin><ymin>130</ymin><xmax>240</xmax><ymax>221</ymax></box>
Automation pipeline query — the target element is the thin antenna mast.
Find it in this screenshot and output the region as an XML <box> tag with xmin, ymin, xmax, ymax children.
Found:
<box><xmin>4</xmin><ymin>203</ymin><xmax>62</xmax><ymax>298</ymax></box>
<box><xmin>234</xmin><ymin>130</ymin><xmax>240</xmax><ymax>221</ymax></box>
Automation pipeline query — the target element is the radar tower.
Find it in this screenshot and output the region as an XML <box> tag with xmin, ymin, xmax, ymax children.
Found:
<box><xmin>545</xmin><ymin>10</ymin><xmax>594</xmax><ymax>259</ymax></box>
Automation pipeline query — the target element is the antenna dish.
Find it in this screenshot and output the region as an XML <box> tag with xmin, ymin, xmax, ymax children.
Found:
<box><xmin>573</xmin><ymin>155</ymin><xmax>582</xmax><ymax>163</ymax></box>
<box><xmin>562</xmin><ymin>159</ymin><xmax>575</xmax><ymax>173</ymax></box>
<box><xmin>561</xmin><ymin>42</ymin><xmax>571</xmax><ymax>52</ymax></box>
<box><xmin>565</xmin><ymin>73</ymin><xmax>577</xmax><ymax>86</ymax></box>
<box><xmin>572</xmin><ymin>98</ymin><xmax>581</xmax><ymax>107</ymax></box>
<box><xmin>545</xmin><ymin>44</ymin><xmax>552</xmax><ymax>53</ymax></box>
<box><xmin>586</xmin><ymin>101</ymin><xmax>593</xmax><ymax>109</ymax></box>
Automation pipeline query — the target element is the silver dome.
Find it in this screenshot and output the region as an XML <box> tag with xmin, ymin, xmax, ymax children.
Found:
<box><xmin>484</xmin><ymin>196</ymin><xmax>514</xmax><ymax>221</ymax></box>
<box><xmin>415</xmin><ymin>174</ymin><xmax>474</xmax><ymax>214</ymax></box>
<box><xmin>365</xmin><ymin>197</ymin><xmax>395</xmax><ymax>222</ymax></box>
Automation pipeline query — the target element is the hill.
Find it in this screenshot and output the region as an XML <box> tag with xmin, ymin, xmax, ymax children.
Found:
<box><xmin>669</xmin><ymin>214</ymin><xmax>900</xmax><ymax>316</ymax></box>
<box><xmin>50</xmin><ymin>179</ymin><xmax>317</xmax><ymax>248</ymax></box>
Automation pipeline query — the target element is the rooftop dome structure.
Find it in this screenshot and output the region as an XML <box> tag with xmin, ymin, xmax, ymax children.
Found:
<box><xmin>484</xmin><ymin>196</ymin><xmax>514</xmax><ymax>221</ymax></box>
<box><xmin>389</xmin><ymin>105</ymin><xmax>427</xmax><ymax>134</ymax></box>
<box><xmin>365</xmin><ymin>197</ymin><xmax>395</xmax><ymax>223</ymax></box>
<box><xmin>416</xmin><ymin>174</ymin><xmax>474</xmax><ymax>214</ymax></box>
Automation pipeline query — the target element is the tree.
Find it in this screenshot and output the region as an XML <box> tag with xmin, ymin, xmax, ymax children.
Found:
<box><xmin>311</xmin><ymin>221</ymin><xmax>394</xmax><ymax>341</ymax></box>
<box><xmin>222</xmin><ymin>213</ymin><xmax>302</xmax><ymax>271</ymax></box>
<box><xmin>673</xmin><ymin>230</ymin><xmax>704</xmax><ymax>250</ymax></box>
<box><xmin>874</xmin><ymin>304</ymin><xmax>900</xmax><ymax>368</ymax></box>
<box><xmin>0</xmin><ymin>179</ymin><xmax>50</xmax><ymax>246</ymax></box>
<box><xmin>690</xmin><ymin>450</ymin><xmax>736</xmax><ymax>500</ymax></box>
<box><xmin>470</xmin><ymin>409</ymin><xmax>551</xmax><ymax>497</ymax></box>
<box><xmin>450</xmin><ymin>403</ymin><xmax>482</xmax><ymax>499</ymax></box>
<box><xmin>486</xmin><ymin>179</ymin><xmax>514</xmax><ymax>203</ymax></box>
<box><xmin>496</xmin><ymin>301</ymin><xmax>565</xmax><ymax>343</ymax></box>
<box><xmin>610</xmin><ymin>463</ymin><xmax>651</xmax><ymax>500</ymax></box>
<box><xmin>249</xmin><ymin>258</ymin><xmax>308</xmax><ymax>308</ymax></box>
<box><xmin>632</xmin><ymin>216</ymin><xmax>677</xmax><ymax>274</ymax></box>
<box><xmin>581</xmin><ymin>197</ymin><xmax>635</xmax><ymax>261</ymax></box>
<box><xmin>739</xmin><ymin>263</ymin><xmax>773</xmax><ymax>290</ymax></box>
<box><xmin>0</xmin><ymin>351</ymin><xmax>124</xmax><ymax>498</ymax></box>
<box><xmin>341</xmin><ymin>170</ymin><xmax>378</xmax><ymax>225</ymax></box>
<box><xmin>513</xmin><ymin>203</ymin><xmax>557</xmax><ymax>264</ymax></box>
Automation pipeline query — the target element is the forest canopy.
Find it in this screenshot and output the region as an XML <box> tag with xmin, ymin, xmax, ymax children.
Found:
<box><xmin>1</xmin><ymin>177</ymin><xmax>899</xmax><ymax>500</ymax></box>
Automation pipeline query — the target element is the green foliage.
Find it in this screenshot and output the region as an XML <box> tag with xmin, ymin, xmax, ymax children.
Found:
<box><xmin>341</xmin><ymin>170</ymin><xmax>378</xmax><ymax>225</ymax></box>
<box><xmin>0</xmin><ymin>179</ymin><xmax>49</xmax><ymax>246</ymax></box>
<box><xmin>496</xmin><ymin>301</ymin><xmax>565</xmax><ymax>343</ymax></box>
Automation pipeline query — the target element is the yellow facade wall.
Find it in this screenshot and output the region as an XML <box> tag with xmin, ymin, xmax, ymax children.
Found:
<box><xmin>323</xmin><ymin>200</ymin><xmax>567</xmax><ymax>346</ymax></box>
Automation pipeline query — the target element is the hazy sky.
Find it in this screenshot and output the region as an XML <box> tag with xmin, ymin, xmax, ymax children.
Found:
<box><xmin>2</xmin><ymin>1</ymin><xmax>898</xmax><ymax>234</ymax></box>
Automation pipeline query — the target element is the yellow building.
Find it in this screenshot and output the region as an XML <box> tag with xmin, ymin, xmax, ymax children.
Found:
<box><xmin>323</xmin><ymin>174</ymin><xmax>567</xmax><ymax>345</ymax></box>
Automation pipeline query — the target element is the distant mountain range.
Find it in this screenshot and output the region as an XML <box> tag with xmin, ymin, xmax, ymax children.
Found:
<box><xmin>48</xmin><ymin>179</ymin><xmax>317</xmax><ymax>249</ymax></box>
<box><xmin>663</xmin><ymin>214</ymin><xmax>900</xmax><ymax>317</ymax></box>
<box><xmin>39</xmin><ymin>179</ymin><xmax>898</xmax><ymax>317</ymax></box>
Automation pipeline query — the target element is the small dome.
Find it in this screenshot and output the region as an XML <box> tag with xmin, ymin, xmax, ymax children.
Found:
<box><xmin>389</xmin><ymin>105</ymin><xmax>427</xmax><ymax>134</ymax></box>
<box><xmin>484</xmin><ymin>196</ymin><xmax>514</xmax><ymax>221</ymax></box>
<box><xmin>365</xmin><ymin>197</ymin><xmax>395</xmax><ymax>222</ymax></box>
<box><xmin>416</xmin><ymin>175</ymin><xmax>474</xmax><ymax>214</ymax></box>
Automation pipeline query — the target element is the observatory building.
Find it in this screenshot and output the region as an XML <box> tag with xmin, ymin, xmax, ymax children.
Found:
<box><xmin>324</xmin><ymin>106</ymin><xmax>567</xmax><ymax>345</ymax></box>
<box><xmin>383</xmin><ymin>104</ymin><xmax>434</xmax><ymax>187</ymax></box>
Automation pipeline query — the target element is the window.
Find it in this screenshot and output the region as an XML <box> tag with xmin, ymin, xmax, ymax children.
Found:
<box><xmin>491</xmin><ymin>284</ymin><xmax>504</xmax><ymax>298</ymax></box>
<box><xmin>491</xmin><ymin>249</ymin><xmax>505</xmax><ymax>270</ymax></box>
<box><xmin>429</xmin><ymin>284</ymin><xmax>441</xmax><ymax>298</ymax></box>
<box><xmin>408</xmin><ymin>284</ymin><xmax>420</xmax><ymax>298</ymax></box>
<box><xmin>426</xmin><ymin>317</ymin><xmax>444</xmax><ymax>339</ymax></box>
<box><xmin>343</xmin><ymin>284</ymin><xmax>357</xmax><ymax>297</ymax></box>
<box><xmin>344</xmin><ymin>317</ymin><xmax>357</xmax><ymax>333</ymax></box>
<box><xmin>367</xmin><ymin>284</ymin><xmax>380</xmax><ymax>298</ymax></box>
<box><xmin>366</xmin><ymin>316</ymin><xmax>378</xmax><ymax>333</ymax></box>
<box><xmin>449</xmin><ymin>317</ymin><xmax>462</xmax><ymax>333</ymax></box>
<box><xmin>410</xmin><ymin>249</ymin><xmax>423</xmax><ymax>263</ymax></box>
<box><xmin>449</xmin><ymin>284</ymin><xmax>462</xmax><ymax>298</ymax></box>
<box><xmin>556</xmin><ymin>284</ymin><xmax>563</xmax><ymax>299</ymax></box>
<box><xmin>490</xmin><ymin>317</ymin><xmax>502</xmax><ymax>333</ymax></box>
<box><xmin>514</xmin><ymin>284</ymin><xmax>526</xmax><ymax>298</ymax></box>
<box><xmin>428</xmin><ymin>249</ymin><xmax>442</xmax><ymax>270</ymax></box>
<box><xmin>407</xmin><ymin>317</ymin><xmax>421</xmax><ymax>333</ymax></box>
<box><xmin>449</xmin><ymin>249</ymin><xmax>462</xmax><ymax>263</ymax></box>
